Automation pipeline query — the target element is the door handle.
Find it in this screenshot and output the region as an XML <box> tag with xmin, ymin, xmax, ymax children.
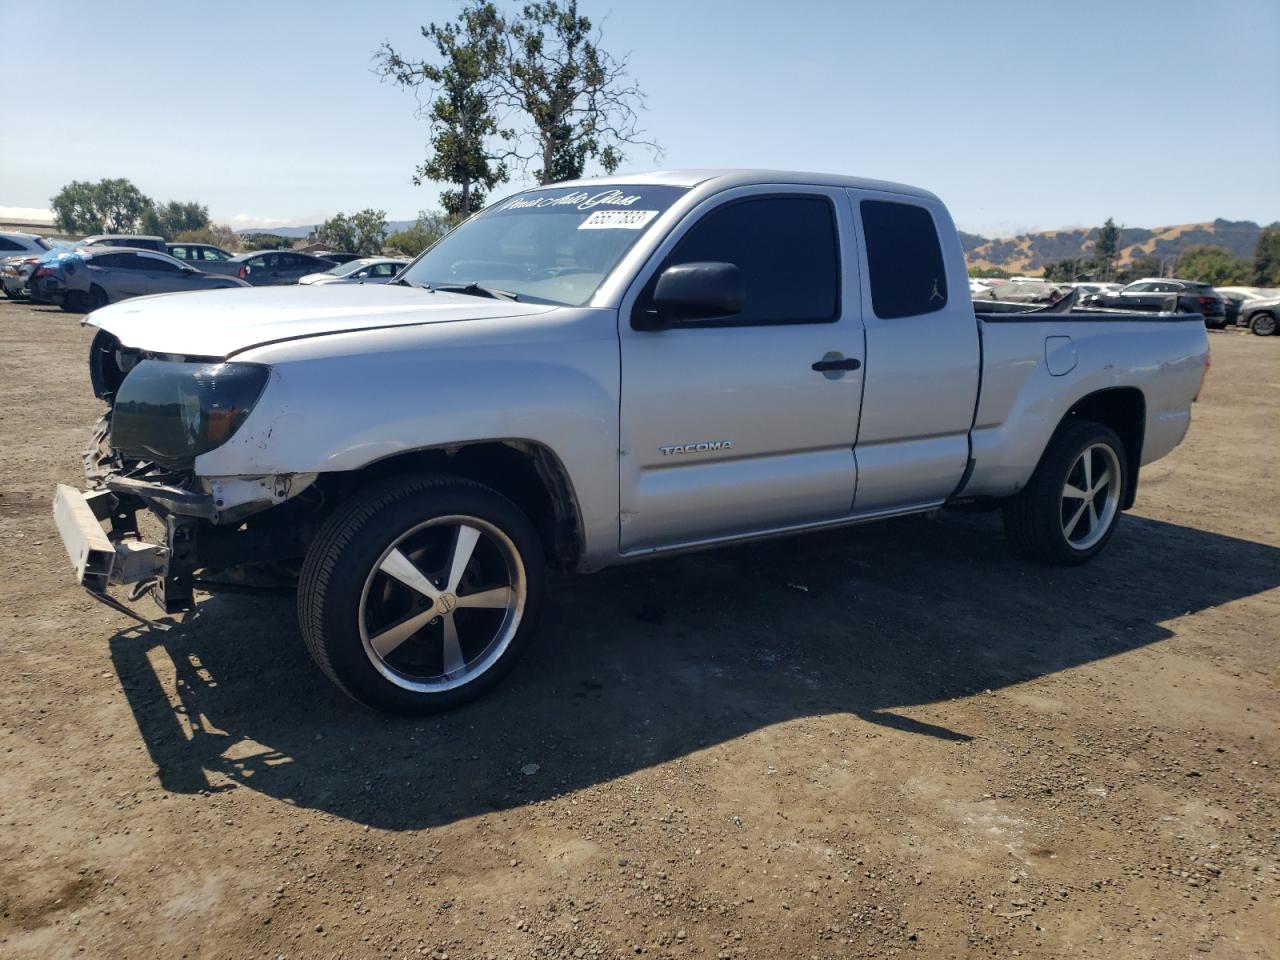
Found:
<box><xmin>811</xmin><ymin>356</ymin><xmax>861</xmax><ymax>372</ymax></box>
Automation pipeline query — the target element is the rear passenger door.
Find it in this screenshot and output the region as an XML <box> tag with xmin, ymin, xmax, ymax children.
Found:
<box><xmin>90</xmin><ymin>252</ymin><xmax>151</xmax><ymax>300</ymax></box>
<box><xmin>847</xmin><ymin>191</ymin><xmax>980</xmax><ymax>512</ymax></box>
<box><xmin>617</xmin><ymin>186</ymin><xmax>865</xmax><ymax>553</ymax></box>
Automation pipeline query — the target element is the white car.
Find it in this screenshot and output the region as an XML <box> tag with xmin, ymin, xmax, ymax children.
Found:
<box><xmin>298</xmin><ymin>257</ymin><xmax>409</xmax><ymax>285</ymax></box>
<box><xmin>0</xmin><ymin>231</ymin><xmax>57</xmax><ymax>258</ymax></box>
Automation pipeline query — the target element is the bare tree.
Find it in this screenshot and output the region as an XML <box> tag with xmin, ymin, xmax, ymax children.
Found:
<box><xmin>497</xmin><ymin>0</ymin><xmax>659</xmax><ymax>184</ymax></box>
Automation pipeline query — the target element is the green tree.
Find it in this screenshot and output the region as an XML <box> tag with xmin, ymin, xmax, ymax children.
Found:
<box><xmin>376</xmin><ymin>2</ymin><xmax>507</xmax><ymax>218</ymax></box>
<box><xmin>1042</xmin><ymin>256</ymin><xmax>1102</xmax><ymax>282</ymax></box>
<box><xmin>1116</xmin><ymin>255</ymin><xmax>1161</xmax><ymax>284</ymax></box>
<box><xmin>1093</xmin><ymin>217</ymin><xmax>1121</xmax><ymax>280</ymax></box>
<box><xmin>967</xmin><ymin>266</ymin><xmax>1009</xmax><ymax>279</ymax></box>
<box><xmin>316</xmin><ymin>209</ymin><xmax>388</xmax><ymax>256</ymax></box>
<box><xmin>385</xmin><ymin>210</ymin><xmax>454</xmax><ymax>256</ymax></box>
<box><xmin>1173</xmin><ymin>245</ymin><xmax>1250</xmax><ymax>285</ymax></box>
<box><xmin>141</xmin><ymin>200</ymin><xmax>210</xmax><ymax>240</ymax></box>
<box><xmin>499</xmin><ymin>0</ymin><xmax>657</xmax><ymax>184</ymax></box>
<box><xmin>50</xmin><ymin>178</ymin><xmax>152</xmax><ymax>234</ymax></box>
<box><xmin>1252</xmin><ymin>227</ymin><xmax>1280</xmax><ymax>286</ymax></box>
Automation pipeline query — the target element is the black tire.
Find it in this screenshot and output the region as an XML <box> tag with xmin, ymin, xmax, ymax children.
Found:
<box><xmin>1003</xmin><ymin>419</ymin><xmax>1128</xmax><ymax>566</ymax></box>
<box><xmin>61</xmin><ymin>290</ymin><xmax>87</xmax><ymax>313</ymax></box>
<box><xmin>1251</xmin><ymin>311</ymin><xmax>1277</xmax><ymax>337</ymax></box>
<box><xmin>297</xmin><ymin>475</ymin><xmax>546</xmax><ymax>714</ymax></box>
<box><xmin>86</xmin><ymin>285</ymin><xmax>109</xmax><ymax>311</ymax></box>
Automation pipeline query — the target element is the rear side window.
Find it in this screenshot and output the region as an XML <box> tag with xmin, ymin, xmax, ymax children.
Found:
<box><xmin>860</xmin><ymin>200</ymin><xmax>947</xmax><ymax>319</ymax></box>
<box><xmin>661</xmin><ymin>196</ymin><xmax>839</xmax><ymax>325</ymax></box>
<box><xmin>0</xmin><ymin>238</ymin><xmax>22</xmax><ymax>251</ymax></box>
<box><xmin>169</xmin><ymin>246</ymin><xmax>188</xmax><ymax>260</ymax></box>
<box><xmin>202</xmin><ymin>248</ymin><xmax>229</xmax><ymax>261</ymax></box>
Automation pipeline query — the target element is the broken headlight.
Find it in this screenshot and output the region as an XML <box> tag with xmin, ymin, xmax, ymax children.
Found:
<box><xmin>110</xmin><ymin>360</ymin><xmax>271</xmax><ymax>466</ymax></box>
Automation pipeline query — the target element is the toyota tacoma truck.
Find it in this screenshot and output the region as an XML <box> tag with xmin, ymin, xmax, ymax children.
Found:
<box><xmin>53</xmin><ymin>170</ymin><xmax>1210</xmax><ymax>713</ymax></box>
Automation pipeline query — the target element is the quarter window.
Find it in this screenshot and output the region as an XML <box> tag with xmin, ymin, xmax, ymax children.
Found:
<box><xmin>860</xmin><ymin>199</ymin><xmax>948</xmax><ymax>319</ymax></box>
<box><xmin>651</xmin><ymin>195</ymin><xmax>839</xmax><ymax>326</ymax></box>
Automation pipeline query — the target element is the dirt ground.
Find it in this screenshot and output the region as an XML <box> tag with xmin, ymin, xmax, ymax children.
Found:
<box><xmin>0</xmin><ymin>297</ymin><xmax>1276</xmax><ymax>960</ymax></box>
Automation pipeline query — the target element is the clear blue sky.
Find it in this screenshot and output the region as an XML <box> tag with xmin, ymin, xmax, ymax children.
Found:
<box><xmin>2</xmin><ymin>0</ymin><xmax>1277</xmax><ymax>237</ymax></box>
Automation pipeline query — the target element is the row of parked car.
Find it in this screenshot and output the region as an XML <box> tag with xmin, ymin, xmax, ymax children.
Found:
<box><xmin>0</xmin><ymin>231</ymin><xmax>410</xmax><ymax>311</ymax></box>
<box><xmin>970</xmin><ymin>275</ymin><xmax>1280</xmax><ymax>335</ymax></box>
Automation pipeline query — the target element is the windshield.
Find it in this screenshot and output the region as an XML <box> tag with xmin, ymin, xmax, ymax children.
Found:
<box><xmin>324</xmin><ymin>259</ymin><xmax>374</xmax><ymax>277</ymax></box>
<box><xmin>397</xmin><ymin>184</ymin><xmax>690</xmax><ymax>305</ymax></box>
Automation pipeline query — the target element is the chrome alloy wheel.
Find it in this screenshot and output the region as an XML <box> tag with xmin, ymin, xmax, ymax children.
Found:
<box><xmin>358</xmin><ymin>515</ymin><xmax>526</xmax><ymax>693</ymax></box>
<box><xmin>1060</xmin><ymin>442</ymin><xmax>1122</xmax><ymax>551</ymax></box>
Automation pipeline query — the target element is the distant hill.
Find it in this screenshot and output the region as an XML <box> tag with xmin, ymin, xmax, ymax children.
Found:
<box><xmin>964</xmin><ymin>218</ymin><xmax>1276</xmax><ymax>274</ymax></box>
<box><xmin>236</xmin><ymin>219</ymin><xmax>419</xmax><ymax>240</ymax></box>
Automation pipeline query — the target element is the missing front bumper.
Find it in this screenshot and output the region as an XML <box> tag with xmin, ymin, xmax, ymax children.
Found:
<box><xmin>52</xmin><ymin>483</ymin><xmax>172</xmax><ymax>601</ymax></box>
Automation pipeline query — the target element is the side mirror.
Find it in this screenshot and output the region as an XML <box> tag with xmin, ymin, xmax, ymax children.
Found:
<box><xmin>648</xmin><ymin>261</ymin><xmax>745</xmax><ymax>327</ymax></box>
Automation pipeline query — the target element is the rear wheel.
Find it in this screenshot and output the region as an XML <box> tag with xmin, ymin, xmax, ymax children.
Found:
<box><xmin>298</xmin><ymin>475</ymin><xmax>545</xmax><ymax>714</ymax></box>
<box><xmin>61</xmin><ymin>290</ymin><xmax>87</xmax><ymax>313</ymax></box>
<box><xmin>1251</xmin><ymin>312</ymin><xmax>1277</xmax><ymax>337</ymax></box>
<box><xmin>86</xmin><ymin>285</ymin><xmax>109</xmax><ymax>311</ymax></box>
<box><xmin>1003</xmin><ymin>420</ymin><xmax>1127</xmax><ymax>565</ymax></box>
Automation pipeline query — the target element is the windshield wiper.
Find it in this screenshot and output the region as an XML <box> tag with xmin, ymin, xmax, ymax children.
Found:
<box><xmin>429</xmin><ymin>282</ymin><xmax>519</xmax><ymax>301</ymax></box>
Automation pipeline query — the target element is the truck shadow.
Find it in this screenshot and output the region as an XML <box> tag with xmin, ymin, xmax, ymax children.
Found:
<box><xmin>108</xmin><ymin>511</ymin><xmax>1280</xmax><ymax>830</ymax></box>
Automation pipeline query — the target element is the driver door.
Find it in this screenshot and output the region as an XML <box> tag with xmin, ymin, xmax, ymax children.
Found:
<box><xmin>617</xmin><ymin>186</ymin><xmax>865</xmax><ymax>553</ymax></box>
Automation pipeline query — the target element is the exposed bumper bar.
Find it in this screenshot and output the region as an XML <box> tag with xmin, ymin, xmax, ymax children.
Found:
<box><xmin>52</xmin><ymin>484</ymin><xmax>167</xmax><ymax>595</ymax></box>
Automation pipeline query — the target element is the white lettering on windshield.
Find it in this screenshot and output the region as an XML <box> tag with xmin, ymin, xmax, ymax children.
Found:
<box><xmin>500</xmin><ymin>188</ymin><xmax>644</xmax><ymax>212</ymax></box>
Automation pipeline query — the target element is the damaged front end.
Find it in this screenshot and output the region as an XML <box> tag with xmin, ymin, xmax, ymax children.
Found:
<box><xmin>54</xmin><ymin>331</ymin><xmax>318</xmax><ymax>615</ymax></box>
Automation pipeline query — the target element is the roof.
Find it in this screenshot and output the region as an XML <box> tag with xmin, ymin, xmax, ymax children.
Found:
<box><xmin>539</xmin><ymin>168</ymin><xmax>940</xmax><ymax>201</ymax></box>
<box><xmin>83</xmin><ymin>234</ymin><xmax>166</xmax><ymax>243</ymax></box>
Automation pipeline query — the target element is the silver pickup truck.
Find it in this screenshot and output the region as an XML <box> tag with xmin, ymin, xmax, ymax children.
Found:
<box><xmin>54</xmin><ymin>170</ymin><xmax>1210</xmax><ymax>713</ymax></box>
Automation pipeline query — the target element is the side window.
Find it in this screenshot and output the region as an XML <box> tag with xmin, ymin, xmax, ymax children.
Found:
<box><xmin>169</xmin><ymin>246</ymin><xmax>188</xmax><ymax>260</ymax></box>
<box><xmin>859</xmin><ymin>199</ymin><xmax>948</xmax><ymax>319</ymax></box>
<box><xmin>203</xmin><ymin>248</ymin><xmax>229</xmax><ymax>261</ymax></box>
<box><xmin>1126</xmin><ymin>282</ymin><xmax>1153</xmax><ymax>293</ymax></box>
<box><xmin>90</xmin><ymin>253</ymin><xmax>124</xmax><ymax>269</ymax></box>
<box><xmin>115</xmin><ymin>254</ymin><xmax>148</xmax><ymax>271</ymax></box>
<box><xmin>0</xmin><ymin>238</ymin><xmax>21</xmax><ymax>251</ymax></box>
<box><xmin>372</xmin><ymin>263</ymin><xmax>396</xmax><ymax>277</ymax></box>
<box><xmin>248</xmin><ymin>255</ymin><xmax>266</xmax><ymax>269</ymax></box>
<box><xmin>143</xmin><ymin>256</ymin><xmax>181</xmax><ymax>273</ymax></box>
<box><xmin>655</xmin><ymin>195</ymin><xmax>839</xmax><ymax>325</ymax></box>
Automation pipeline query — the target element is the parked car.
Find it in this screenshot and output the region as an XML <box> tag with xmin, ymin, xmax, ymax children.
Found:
<box><xmin>1215</xmin><ymin>286</ymin><xmax>1280</xmax><ymax>327</ymax></box>
<box><xmin>166</xmin><ymin>242</ymin><xmax>241</xmax><ymax>277</ymax></box>
<box><xmin>312</xmin><ymin>250</ymin><xmax>363</xmax><ymax>265</ymax></box>
<box><xmin>1080</xmin><ymin>278</ymin><xmax>1228</xmax><ymax>327</ymax></box>
<box><xmin>1237</xmin><ymin>293</ymin><xmax>1280</xmax><ymax>336</ymax></box>
<box><xmin>298</xmin><ymin>257</ymin><xmax>409</xmax><ymax>285</ymax></box>
<box><xmin>54</xmin><ymin>170</ymin><xmax>1210</xmax><ymax>713</ymax></box>
<box><xmin>972</xmin><ymin>280</ymin><xmax>1069</xmax><ymax>304</ymax></box>
<box><xmin>2</xmin><ymin>241</ymin><xmax>73</xmax><ymax>299</ymax></box>
<box><xmin>230</xmin><ymin>250</ymin><xmax>338</xmax><ymax>285</ymax></box>
<box><xmin>80</xmin><ymin>234</ymin><xmax>168</xmax><ymax>254</ymax></box>
<box><xmin>30</xmin><ymin>247</ymin><xmax>248</xmax><ymax>310</ymax></box>
<box><xmin>0</xmin><ymin>231</ymin><xmax>59</xmax><ymax>258</ymax></box>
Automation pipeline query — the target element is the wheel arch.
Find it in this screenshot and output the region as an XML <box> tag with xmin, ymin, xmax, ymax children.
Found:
<box><xmin>322</xmin><ymin>439</ymin><xmax>585</xmax><ymax>571</ymax></box>
<box><xmin>1057</xmin><ymin>386</ymin><xmax>1146</xmax><ymax>510</ymax></box>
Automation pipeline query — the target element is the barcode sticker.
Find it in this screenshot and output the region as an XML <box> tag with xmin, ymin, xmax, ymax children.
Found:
<box><xmin>578</xmin><ymin>209</ymin><xmax>659</xmax><ymax>230</ymax></box>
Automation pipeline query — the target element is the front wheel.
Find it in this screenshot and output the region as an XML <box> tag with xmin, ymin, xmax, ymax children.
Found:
<box><xmin>1003</xmin><ymin>420</ymin><xmax>1127</xmax><ymax>565</ymax></box>
<box><xmin>298</xmin><ymin>475</ymin><xmax>545</xmax><ymax>713</ymax></box>
<box><xmin>1251</xmin><ymin>312</ymin><xmax>1277</xmax><ymax>337</ymax></box>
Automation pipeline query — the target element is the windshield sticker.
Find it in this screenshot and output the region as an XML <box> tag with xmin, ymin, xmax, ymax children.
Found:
<box><xmin>578</xmin><ymin>209</ymin><xmax>660</xmax><ymax>230</ymax></box>
<box><xmin>501</xmin><ymin>188</ymin><xmax>645</xmax><ymax>212</ymax></box>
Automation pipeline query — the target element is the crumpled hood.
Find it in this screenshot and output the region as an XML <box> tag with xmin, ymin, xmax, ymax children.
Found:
<box><xmin>85</xmin><ymin>284</ymin><xmax>557</xmax><ymax>358</ymax></box>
